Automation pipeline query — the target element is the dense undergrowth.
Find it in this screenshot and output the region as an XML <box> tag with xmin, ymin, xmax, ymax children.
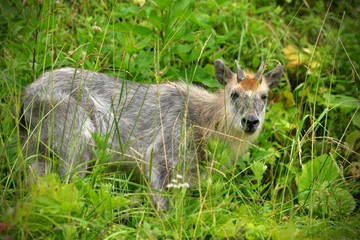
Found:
<box><xmin>0</xmin><ymin>0</ymin><xmax>359</xmax><ymax>239</ymax></box>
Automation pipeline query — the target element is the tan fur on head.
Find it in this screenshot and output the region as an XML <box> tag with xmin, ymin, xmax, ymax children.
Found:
<box><xmin>239</xmin><ymin>76</ymin><xmax>259</xmax><ymax>91</ymax></box>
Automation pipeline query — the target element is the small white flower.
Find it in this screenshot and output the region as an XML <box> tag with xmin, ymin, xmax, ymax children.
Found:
<box><xmin>182</xmin><ymin>182</ymin><xmax>190</xmax><ymax>188</ymax></box>
<box><xmin>167</xmin><ymin>174</ymin><xmax>189</xmax><ymax>189</ymax></box>
<box><xmin>92</xmin><ymin>25</ymin><xmax>102</xmax><ymax>31</ymax></box>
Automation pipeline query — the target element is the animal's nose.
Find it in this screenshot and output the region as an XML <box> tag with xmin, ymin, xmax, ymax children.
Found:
<box><xmin>241</xmin><ymin>115</ymin><xmax>259</xmax><ymax>131</ymax></box>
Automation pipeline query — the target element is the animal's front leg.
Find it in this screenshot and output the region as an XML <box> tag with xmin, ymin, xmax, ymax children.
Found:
<box><xmin>145</xmin><ymin>127</ymin><xmax>181</xmax><ymax>210</ymax></box>
<box><xmin>149</xmin><ymin>162</ymin><xmax>171</xmax><ymax>210</ymax></box>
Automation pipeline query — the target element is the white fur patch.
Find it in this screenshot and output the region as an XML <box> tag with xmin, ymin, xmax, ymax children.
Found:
<box><xmin>82</xmin><ymin>118</ymin><xmax>95</xmax><ymax>139</ymax></box>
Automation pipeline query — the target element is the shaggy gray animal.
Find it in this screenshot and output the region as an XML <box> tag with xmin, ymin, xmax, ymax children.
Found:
<box><xmin>20</xmin><ymin>59</ymin><xmax>283</xmax><ymax>209</ymax></box>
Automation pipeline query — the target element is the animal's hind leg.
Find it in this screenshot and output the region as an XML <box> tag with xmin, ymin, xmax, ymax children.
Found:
<box><xmin>48</xmin><ymin>96</ymin><xmax>96</xmax><ymax>178</ymax></box>
<box><xmin>55</xmin><ymin>117</ymin><xmax>95</xmax><ymax>178</ymax></box>
<box><xmin>20</xmin><ymin>96</ymin><xmax>58</xmax><ymax>178</ymax></box>
<box><xmin>21</xmin><ymin>130</ymin><xmax>53</xmax><ymax>178</ymax></box>
<box><xmin>21</xmin><ymin>94</ymin><xmax>95</xmax><ymax>179</ymax></box>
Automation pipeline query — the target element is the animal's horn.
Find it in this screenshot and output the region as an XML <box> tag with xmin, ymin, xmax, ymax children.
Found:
<box><xmin>254</xmin><ymin>60</ymin><xmax>265</xmax><ymax>81</ymax></box>
<box><xmin>235</xmin><ymin>60</ymin><xmax>245</xmax><ymax>82</ymax></box>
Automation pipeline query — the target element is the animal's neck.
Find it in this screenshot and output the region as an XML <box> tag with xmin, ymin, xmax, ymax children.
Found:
<box><xmin>186</xmin><ymin>87</ymin><xmax>226</xmax><ymax>133</ymax></box>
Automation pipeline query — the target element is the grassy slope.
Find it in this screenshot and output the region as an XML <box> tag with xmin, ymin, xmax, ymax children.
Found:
<box><xmin>0</xmin><ymin>0</ymin><xmax>359</xmax><ymax>239</ymax></box>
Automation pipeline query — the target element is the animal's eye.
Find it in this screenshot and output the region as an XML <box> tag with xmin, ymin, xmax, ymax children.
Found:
<box><xmin>261</xmin><ymin>94</ymin><xmax>267</xmax><ymax>101</ymax></box>
<box><xmin>230</xmin><ymin>91</ymin><xmax>240</xmax><ymax>100</ymax></box>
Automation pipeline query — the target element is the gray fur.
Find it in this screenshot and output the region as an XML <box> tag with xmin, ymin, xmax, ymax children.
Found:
<box><xmin>20</xmin><ymin>60</ymin><xmax>282</xmax><ymax>209</ymax></box>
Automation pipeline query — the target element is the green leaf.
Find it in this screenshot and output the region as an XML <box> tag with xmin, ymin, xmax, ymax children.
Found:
<box><xmin>296</xmin><ymin>154</ymin><xmax>356</xmax><ymax>216</ymax></box>
<box><xmin>297</xmin><ymin>154</ymin><xmax>339</xmax><ymax>194</ymax></box>
<box><xmin>175</xmin><ymin>44</ymin><xmax>194</xmax><ymax>54</ymax></box>
<box><xmin>113</xmin><ymin>22</ymin><xmax>131</xmax><ymax>33</ymax></box>
<box><xmin>345</xmin><ymin>130</ymin><xmax>360</xmax><ymax>151</ymax></box>
<box><xmin>323</xmin><ymin>93</ymin><xmax>360</xmax><ymax>110</ymax></box>
<box><xmin>173</xmin><ymin>0</ymin><xmax>191</xmax><ymax>14</ymax></box>
<box><xmin>250</xmin><ymin>161</ymin><xmax>267</xmax><ymax>183</ymax></box>
<box><xmin>154</xmin><ymin>0</ymin><xmax>173</xmax><ymax>9</ymax></box>
<box><xmin>133</xmin><ymin>26</ymin><xmax>153</xmax><ymax>36</ymax></box>
<box><xmin>148</xmin><ymin>10</ymin><xmax>163</xmax><ymax>29</ymax></box>
<box><xmin>214</xmin><ymin>220</ymin><xmax>236</xmax><ymax>238</ymax></box>
<box><xmin>352</xmin><ymin>110</ymin><xmax>360</xmax><ymax>128</ymax></box>
<box><xmin>193</xmin><ymin>64</ymin><xmax>221</xmax><ymax>88</ymax></box>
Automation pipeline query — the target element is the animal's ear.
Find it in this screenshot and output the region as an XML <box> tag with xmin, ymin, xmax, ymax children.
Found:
<box><xmin>215</xmin><ymin>59</ymin><xmax>233</xmax><ymax>85</ymax></box>
<box><xmin>263</xmin><ymin>64</ymin><xmax>283</xmax><ymax>89</ymax></box>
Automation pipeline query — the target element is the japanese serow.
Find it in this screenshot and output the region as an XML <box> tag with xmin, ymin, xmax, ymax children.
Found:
<box><xmin>21</xmin><ymin>59</ymin><xmax>283</xmax><ymax>209</ymax></box>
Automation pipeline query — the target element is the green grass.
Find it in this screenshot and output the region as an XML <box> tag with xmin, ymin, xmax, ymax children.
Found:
<box><xmin>1</xmin><ymin>0</ymin><xmax>359</xmax><ymax>239</ymax></box>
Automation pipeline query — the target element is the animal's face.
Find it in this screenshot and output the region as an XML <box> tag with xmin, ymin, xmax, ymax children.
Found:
<box><xmin>215</xmin><ymin>59</ymin><xmax>283</xmax><ymax>134</ymax></box>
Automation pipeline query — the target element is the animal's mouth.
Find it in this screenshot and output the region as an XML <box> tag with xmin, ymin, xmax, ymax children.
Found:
<box><xmin>244</xmin><ymin>127</ymin><xmax>258</xmax><ymax>134</ymax></box>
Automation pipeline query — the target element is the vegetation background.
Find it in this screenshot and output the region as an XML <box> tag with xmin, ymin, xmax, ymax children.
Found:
<box><xmin>0</xmin><ymin>0</ymin><xmax>359</xmax><ymax>239</ymax></box>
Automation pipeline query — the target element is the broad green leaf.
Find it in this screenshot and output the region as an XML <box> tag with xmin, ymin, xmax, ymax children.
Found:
<box><xmin>297</xmin><ymin>154</ymin><xmax>339</xmax><ymax>193</ymax></box>
<box><xmin>133</xmin><ymin>26</ymin><xmax>153</xmax><ymax>36</ymax></box>
<box><xmin>345</xmin><ymin>130</ymin><xmax>360</xmax><ymax>151</ymax></box>
<box><xmin>113</xmin><ymin>22</ymin><xmax>131</xmax><ymax>33</ymax></box>
<box><xmin>323</xmin><ymin>93</ymin><xmax>360</xmax><ymax>110</ymax></box>
<box><xmin>175</xmin><ymin>44</ymin><xmax>194</xmax><ymax>54</ymax></box>
<box><xmin>296</xmin><ymin>154</ymin><xmax>355</xmax><ymax>216</ymax></box>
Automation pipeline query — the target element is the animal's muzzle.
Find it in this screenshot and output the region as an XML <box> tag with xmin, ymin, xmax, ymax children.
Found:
<box><xmin>241</xmin><ymin>115</ymin><xmax>259</xmax><ymax>133</ymax></box>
